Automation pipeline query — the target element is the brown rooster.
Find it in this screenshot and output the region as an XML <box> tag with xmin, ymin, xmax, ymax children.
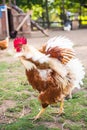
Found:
<box><xmin>13</xmin><ymin>36</ymin><xmax>85</xmax><ymax>120</ymax></box>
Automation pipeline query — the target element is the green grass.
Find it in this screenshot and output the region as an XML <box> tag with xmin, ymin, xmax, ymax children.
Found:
<box><xmin>0</xmin><ymin>61</ymin><xmax>87</xmax><ymax>130</ymax></box>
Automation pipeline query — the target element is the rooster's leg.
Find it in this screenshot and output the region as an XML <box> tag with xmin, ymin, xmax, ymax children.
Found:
<box><xmin>51</xmin><ymin>99</ymin><xmax>64</xmax><ymax>115</ymax></box>
<box><xmin>58</xmin><ymin>99</ymin><xmax>64</xmax><ymax>115</ymax></box>
<box><xmin>34</xmin><ymin>108</ymin><xmax>45</xmax><ymax>120</ymax></box>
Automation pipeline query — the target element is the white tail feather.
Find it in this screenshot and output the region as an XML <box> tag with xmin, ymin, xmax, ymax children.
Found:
<box><xmin>46</xmin><ymin>36</ymin><xmax>74</xmax><ymax>51</ymax></box>
<box><xmin>66</xmin><ymin>58</ymin><xmax>85</xmax><ymax>89</ymax></box>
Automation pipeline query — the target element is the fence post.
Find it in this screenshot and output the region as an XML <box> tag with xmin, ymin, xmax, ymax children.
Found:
<box><xmin>45</xmin><ymin>0</ymin><xmax>50</xmax><ymax>28</ymax></box>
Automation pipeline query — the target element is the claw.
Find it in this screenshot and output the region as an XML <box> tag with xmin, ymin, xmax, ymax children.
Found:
<box><xmin>51</xmin><ymin>109</ymin><xmax>65</xmax><ymax>116</ymax></box>
<box><xmin>28</xmin><ymin>117</ymin><xmax>39</xmax><ymax>123</ymax></box>
<box><xmin>58</xmin><ymin>108</ymin><xmax>65</xmax><ymax>115</ymax></box>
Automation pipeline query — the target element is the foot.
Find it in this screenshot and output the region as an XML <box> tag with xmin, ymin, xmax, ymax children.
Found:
<box><xmin>51</xmin><ymin>109</ymin><xmax>64</xmax><ymax>115</ymax></box>
<box><xmin>28</xmin><ymin>108</ymin><xmax>45</xmax><ymax>121</ymax></box>
<box><xmin>58</xmin><ymin>108</ymin><xmax>65</xmax><ymax>115</ymax></box>
<box><xmin>33</xmin><ymin>115</ymin><xmax>40</xmax><ymax>121</ymax></box>
<box><xmin>28</xmin><ymin>116</ymin><xmax>39</xmax><ymax>122</ymax></box>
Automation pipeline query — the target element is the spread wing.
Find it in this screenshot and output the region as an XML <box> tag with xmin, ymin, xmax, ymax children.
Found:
<box><xmin>46</xmin><ymin>47</ymin><xmax>75</xmax><ymax>64</ymax></box>
<box><xmin>39</xmin><ymin>37</ymin><xmax>75</xmax><ymax>64</ymax></box>
<box><xmin>39</xmin><ymin>45</ymin><xmax>75</xmax><ymax>64</ymax></box>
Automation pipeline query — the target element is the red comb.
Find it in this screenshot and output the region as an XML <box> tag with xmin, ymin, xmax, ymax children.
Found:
<box><xmin>14</xmin><ymin>37</ymin><xmax>27</xmax><ymax>48</ymax></box>
<box><xmin>13</xmin><ymin>37</ymin><xmax>27</xmax><ymax>52</ymax></box>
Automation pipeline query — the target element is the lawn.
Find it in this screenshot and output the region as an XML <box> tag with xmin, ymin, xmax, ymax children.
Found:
<box><xmin>0</xmin><ymin>57</ymin><xmax>87</xmax><ymax>130</ymax></box>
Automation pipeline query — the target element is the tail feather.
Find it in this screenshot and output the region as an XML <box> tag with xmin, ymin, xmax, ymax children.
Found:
<box><xmin>46</xmin><ymin>36</ymin><xmax>74</xmax><ymax>51</ymax></box>
<box><xmin>66</xmin><ymin>58</ymin><xmax>85</xmax><ymax>89</ymax></box>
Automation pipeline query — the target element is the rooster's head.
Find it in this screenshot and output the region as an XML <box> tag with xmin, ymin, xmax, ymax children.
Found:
<box><xmin>13</xmin><ymin>37</ymin><xmax>27</xmax><ymax>52</ymax></box>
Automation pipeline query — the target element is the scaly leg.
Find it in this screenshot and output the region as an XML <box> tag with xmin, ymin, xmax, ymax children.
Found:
<box><xmin>51</xmin><ymin>100</ymin><xmax>64</xmax><ymax>115</ymax></box>
<box><xmin>58</xmin><ymin>99</ymin><xmax>64</xmax><ymax>115</ymax></box>
<box><xmin>34</xmin><ymin>108</ymin><xmax>45</xmax><ymax>120</ymax></box>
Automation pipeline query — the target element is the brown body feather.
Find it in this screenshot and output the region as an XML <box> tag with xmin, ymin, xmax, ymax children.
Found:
<box><xmin>23</xmin><ymin>56</ymin><xmax>73</xmax><ymax>109</ymax></box>
<box><xmin>26</xmin><ymin>68</ymin><xmax>63</xmax><ymax>108</ymax></box>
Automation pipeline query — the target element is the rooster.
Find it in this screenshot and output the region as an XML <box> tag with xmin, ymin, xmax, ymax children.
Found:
<box><xmin>0</xmin><ymin>37</ymin><xmax>9</xmax><ymax>50</ymax></box>
<box><xmin>13</xmin><ymin>36</ymin><xmax>85</xmax><ymax>120</ymax></box>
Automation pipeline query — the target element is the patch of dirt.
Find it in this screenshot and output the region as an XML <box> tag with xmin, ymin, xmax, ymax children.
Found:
<box><xmin>0</xmin><ymin>100</ymin><xmax>16</xmax><ymax>124</ymax></box>
<box><xmin>0</xmin><ymin>100</ymin><xmax>16</xmax><ymax>114</ymax></box>
<box><xmin>0</xmin><ymin>100</ymin><xmax>31</xmax><ymax>124</ymax></box>
<box><xmin>38</xmin><ymin>121</ymin><xmax>63</xmax><ymax>129</ymax></box>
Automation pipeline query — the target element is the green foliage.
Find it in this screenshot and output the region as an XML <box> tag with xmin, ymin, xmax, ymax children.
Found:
<box><xmin>31</xmin><ymin>4</ymin><xmax>43</xmax><ymax>20</ymax></box>
<box><xmin>0</xmin><ymin>0</ymin><xmax>84</xmax><ymax>26</ymax></box>
<box><xmin>21</xmin><ymin>1</ymin><xmax>87</xmax><ymax>27</ymax></box>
